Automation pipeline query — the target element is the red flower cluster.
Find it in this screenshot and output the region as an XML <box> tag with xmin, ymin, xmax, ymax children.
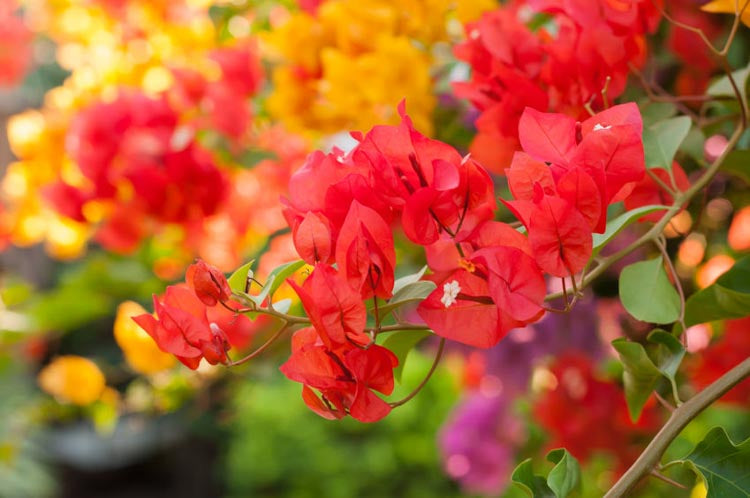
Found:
<box><xmin>46</xmin><ymin>91</ymin><xmax>228</xmax><ymax>253</ymax></box>
<box><xmin>280</xmin><ymin>101</ymin><xmax>652</xmax><ymax>419</ymax></box>
<box><xmin>453</xmin><ymin>0</ymin><xmax>660</xmax><ymax>170</ymax></box>
<box><xmin>690</xmin><ymin>317</ymin><xmax>750</xmax><ymax>405</ymax></box>
<box><xmin>134</xmin><ymin>260</ymin><xmax>258</xmax><ymax>369</ymax></box>
<box><xmin>171</xmin><ymin>44</ymin><xmax>264</xmax><ymax>143</ymax></box>
<box><xmin>0</xmin><ymin>1</ymin><xmax>32</xmax><ymax>87</ymax></box>
<box><xmin>533</xmin><ymin>354</ymin><xmax>662</xmax><ymax>472</ymax></box>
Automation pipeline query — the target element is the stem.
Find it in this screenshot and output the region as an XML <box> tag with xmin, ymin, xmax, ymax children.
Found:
<box><xmin>389</xmin><ymin>338</ymin><xmax>445</xmax><ymax>407</ymax></box>
<box><xmin>656</xmin><ymin>237</ymin><xmax>687</xmax><ymax>337</ymax></box>
<box><xmin>379</xmin><ymin>323</ymin><xmax>432</xmax><ymax>333</ymax></box>
<box><xmin>228</xmin><ymin>322</ymin><xmax>291</xmax><ymax>366</ymax></box>
<box><xmin>545</xmin><ymin>116</ymin><xmax>746</xmax><ymax>303</ymax></box>
<box><xmin>605</xmin><ymin>357</ymin><xmax>750</xmax><ymax>497</ymax></box>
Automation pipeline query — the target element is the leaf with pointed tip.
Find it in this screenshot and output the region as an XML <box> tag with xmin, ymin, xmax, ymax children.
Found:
<box><xmin>392</xmin><ymin>266</ymin><xmax>428</xmax><ymax>295</ymax></box>
<box><xmin>228</xmin><ymin>260</ymin><xmax>255</xmax><ymax>294</ymax></box>
<box><xmin>546</xmin><ymin>449</ymin><xmax>581</xmax><ymax>498</ymax></box>
<box><xmin>512</xmin><ymin>459</ymin><xmax>555</xmax><ymax>498</ymax></box>
<box><xmin>619</xmin><ymin>257</ymin><xmax>681</xmax><ymax>324</ymax></box>
<box><xmin>643</xmin><ymin>116</ymin><xmax>692</xmax><ymax>170</ymax></box>
<box><xmin>647</xmin><ymin>329</ymin><xmax>685</xmax><ymax>402</ymax></box>
<box><xmin>380</xmin><ymin>330</ymin><xmax>432</xmax><ymax>383</ymax></box>
<box><xmin>377</xmin><ymin>280</ymin><xmax>437</xmax><ymax>318</ymax></box>
<box><xmin>273</xmin><ymin>298</ymin><xmax>292</xmax><ymax>315</ymax></box>
<box><xmin>256</xmin><ymin>260</ymin><xmax>306</xmax><ymax>305</ymax></box>
<box><xmin>612</xmin><ymin>338</ymin><xmax>662</xmax><ymax>421</ymax></box>
<box><xmin>591</xmin><ymin>205</ymin><xmax>667</xmax><ymax>257</ymax></box>
<box><xmin>663</xmin><ymin>427</ymin><xmax>750</xmax><ymax>498</ymax></box>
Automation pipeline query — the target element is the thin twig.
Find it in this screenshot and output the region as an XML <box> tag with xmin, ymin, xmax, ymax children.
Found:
<box><xmin>389</xmin><ymin>338</ymin><xmax>446</xmax><ymax>407</ymax></box>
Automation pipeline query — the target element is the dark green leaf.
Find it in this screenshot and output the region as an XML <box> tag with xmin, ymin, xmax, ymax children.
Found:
<box><xmin>647</xmin><ymin>329</ymin><xmax>685</xmax><ymax>402</ymax></box>
<box><xmin>643</xmin><ymin>116</ymin><xmax>692</xmax><ymax>170</ymax></box>
<box><xmin>512</xmin><ymin>459</ymin><xmax>555</xmax><ymax>498</ymax></box>
<box><xmin>663</xmin><ymin>427</ymin><xmax>750</xmax><ymax>498</ymax></box>
<box><xmin>546</xmin><ymin>449</ymin><xmax>581</xmax><ymax>498</ymax></box>
<box><xmin>721</xmin><ymin>150</ymin><xmax>750</xmax><ymax>184</ymax></box>
<box><xmin>592</xmin><ymin>205</ymin><xmax>667</xmax><ymax>257</ymax></box>
<box><xmin>640</xmin><ymin>102</ymin><xmax>678</xmax><ymax>126</ymax></box>
<box><xmin>612</xmin><ymin>338</ymin><xmax>662</xmax><ymax>421</ymax></box>
<box><xmin>381</xmin><ymin>330</ymin><xmax>432</xmax><ymax>383</ymax></box>
<box><xmin>685</xmin><ymin>256</ymin><xmax>750</xmax><ymax>326</ymax></box>
<box><xmin>228</xmin><ymin>260</ymin><xmax>255</xmax><ymax>293</ymax></box>
<box><xmin>619</xmin><ymin>257</ymin><xmax>681</xmax><ymax>324</ymax></box>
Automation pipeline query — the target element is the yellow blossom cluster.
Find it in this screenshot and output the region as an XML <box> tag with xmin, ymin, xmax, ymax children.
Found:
<box><xmin>263</xmin><ymin>0</ymin><xmax>496</xmax><ymax>135</ymax></box>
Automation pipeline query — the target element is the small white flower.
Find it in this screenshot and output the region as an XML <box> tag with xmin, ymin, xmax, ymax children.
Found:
<box><xmin>440</xmin><ymin>280</ymin><xmax>461</xmax><ymax>308</ymax></box>
<box><xmin>593</xmin><ymin>123</ymin><xmax>612</xmax><ymax>131</ymax></box>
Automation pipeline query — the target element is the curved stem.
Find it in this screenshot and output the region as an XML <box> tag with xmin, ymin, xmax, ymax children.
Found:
<box><xmin>605</xmin><ymin>357</ymin><xmax>750</xmax><ymax>497</ymax></box>
<box><xmin>389</xmin><ymin>338</ymin><xmax>445</xmax><ymax>408</ymax></box>
<box><xmin>228</xmin><ymin>322</ymin><xmax>291</xmax><ymax>366</ymax></box>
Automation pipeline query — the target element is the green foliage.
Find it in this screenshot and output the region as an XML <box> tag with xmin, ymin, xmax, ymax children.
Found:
<box><xmin>721</xmin><ymin>150</ymin><xmax>750</xmax><ymax>184</ymax></box>
<box><xmin>228</xmin><ymin>260</ymin><xmax>255</xmax><ymax>293</ymax></box>
<box><xmin>685</xmin><ymin>256</ymin><xmax>750</xmax><ymax>327</ymax></box>
<box><xmin>643</xmin><ymin>116</ymin><xmax>692</xmax><ymax>170</ymax></box>
<box><xmin>25</xmin><ymin>254</ymin><xmax>162</xmax><ymax>333</ymax></box>
<box><xmin>377</xmin><ymin>281</ymin><xmax>437</xmax><ymax>318</ymax></box>
<box><xmin>663</xmin><ymin>427</ymin><xmax>750</xmax><ymax>498</ymax></box>
<box><xmin>612</xmin><ymin>330</ymin><xmax>685</xmax><ymax>421</ymax></box>
<box><xmin>224</xmin><ymin>352</ymin><xmax>462</xmax><ymax>498</ymax></box>
<box><xmin>619</xmin><ymin>257</ymin><xmax>681</xmax><ymax>324</ymax></box>
<box><xmin>592</xmin><ymin>206</ymin><xmax>667</xmax><ymax>257</ymax></box>
<box><xmin>511</xmin><ymin>449</ymin><xmax>581</xmax><ymax>498</ymax></box>
<box><xmin>380</xmin><ymin>330</ymin><xmax>432</xmax><ymax>383</ymax></box>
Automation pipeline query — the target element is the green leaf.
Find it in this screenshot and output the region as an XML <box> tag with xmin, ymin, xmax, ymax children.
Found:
<box><xmin>228</xmin><ymin>260</ymin><xmax>255</xmax><ymax>293</ymax></box>
<box><xmin>254</xmin><ymin>260</ymin><xmax>306</xmax><ymax>305</ymax></box>
<box><xmin>647</xmin><ymin>329</ymin><xmax>685</xmax><ymax>402</ymax></box>
<box><xmin>377</xmin><ymin>281</ymin><xmax>437</xmax><ymax>318</ymax></box>
<box><xmin>708</xmin><ymin>64</ymin><xmax>750</xmax><ymax>104</ymax></box>
<box><xmin>685</xmin><ymin>256</ymin><xmax>750</xmax><ymax>326</ymax></box>
<box><xmin>619</xmin><ymin>257</ymin><xmax>681</xmax><ymax>324</ymax></box>
<box><xmin>381</xmin><ymin>330</ymin><xmax>432</xmax><ymax>383</ymax></box>
<box><xmin>663</xmin><ymin>427</ymin><xmax>750</xmax><ymax>498</ymax></box>
<box><xmin>235</xmin><ymin>148</ymin><xmax>279</xmax><ymax>169</ymax></box>
<box><xmin>592</xmin><ymin>205</ymin><xmax>667</xmax><ymax>257</ymax></box>
<box><xmin>721</xmin><ymin>150</ymin><xmax>750</xmax><ymax>184</ymax></box>
<box><xmin>612</xmin><ymin>338</ymin><xmax>662</xmax><ymax>421</ymax></box>
<box><xmin>640</xmin><ymin>102</ymin><xmax>678</xmax><ymax>126</ymax></box>
<box><xmin>512</xmin><ymin>459</ymin><xmax>555</xmax><ymax>498</ymax></box>
<box><xmin>392</xmin><ymin>266</ymin><xmax>428</xmax><ymax>295</ymax></box>
<box><xmin>546</xmin><ymin>449</ymin><xmax>581</xmax><ymax>498</ymax></box>
<box><xmin>643</xmin><ymin>116</ymin><xmax>692</xmax><ymax>170</ymax></box>
<box><xmin>273</xmin><ymin>298</ymin><xmax>292</xmax><ymax>315</ymax></box>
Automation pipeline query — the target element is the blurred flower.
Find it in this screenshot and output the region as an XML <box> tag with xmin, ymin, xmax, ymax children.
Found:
<box><xmin>439</xmin><ymin>394</ymin><xmax>523</xmax><ymax>496</ymax></box>
<box><xmin>114</xmin><ymin>301</ymin><xmax>176</xmax><ymax>375</ymax></box>
<box><xmin>696</xmin><ymin>254</ymin><xmax>734</xmax><ymax>289</ymax></box>
<box><xmin>689</xmin><ymin>316</ymin><xmax>750</xmax><ymax>405</ymax></box>
<box><xmin>533</xmin><ymin>354</ymin><xmax>662</xmax><ymax>472</ymax></box>
<box><xmin>704</xmin><ymin>134</ymin><xmax>729</xmax><ymax>162</ymax></box>
<box><xmin>38</xmin><ymin>355</ymin><xmax>106</xmax><ymax>405</ymax></box>
<box><xmin>0</xmin><ymin>1</ymin><xmax>33</xmax><ymax>87</ymax></box>
<box><xmin>702</xmin><ymin>0</ymin><xmax>750</xmax><ymax>27</ymax></box>
<box><xmin>728</xmin><ymin>206</ymin><xmax>750</xmax><ymax>252</ymax></box>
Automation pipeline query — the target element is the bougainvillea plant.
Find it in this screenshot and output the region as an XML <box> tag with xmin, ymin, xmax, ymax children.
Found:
<box><xmin>8</xmin><ymin>0</ymin><xmax>748</xmax><ymax>495</ymax></box>
<box><xmin>129</xmin><ymin>0</ymin><xmax>750</xmax><ymax>492</ymax></box>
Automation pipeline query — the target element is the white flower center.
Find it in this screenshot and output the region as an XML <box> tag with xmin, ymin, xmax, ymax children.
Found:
<box><xmin>440</xmin><ymin>280</ymin><xmax>461</xmax><ymax>308</ymax></box>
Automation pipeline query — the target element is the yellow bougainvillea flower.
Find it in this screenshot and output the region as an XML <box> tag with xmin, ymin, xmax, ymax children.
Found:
<box><xmin>114</xmin><ymin>301</ymin><xmax>176</xmax><ymax>375</ymax></box>
<box><xmin>38</xmin><ymin>355</ymin><xmax>106</xmax><ymax>405</ymax></box>
<box><xmin>702</xmin><ymin>0</ymin><xmax>750</xmax><ymax>27</ymax></box>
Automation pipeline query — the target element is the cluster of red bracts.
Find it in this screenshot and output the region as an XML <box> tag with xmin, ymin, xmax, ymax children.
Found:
<box><xmin>453</xmin><ymin>0</ymin><xmax>661</xmax><ymax>170</ymax></box>
<box><xmin>278</xmin><ymin>101</ymin><xmax>665</xmax><ymax>420</ymax></box>
<box><xmin>135</xmin><ymin>101</ymin><xmax>678</xmax><ymax>423</ymax></box>
<box><xmin>133</xmin><ymin>260</ymin><xmax>256</xmax><ymax>369</ymax></box>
